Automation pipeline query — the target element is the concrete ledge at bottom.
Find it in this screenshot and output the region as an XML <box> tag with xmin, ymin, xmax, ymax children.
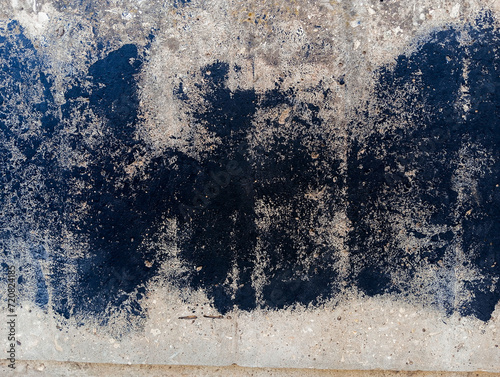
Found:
<box><xmin>1</xmin><ymin>361</ymin><xmax>498</xmax><ymax>377</ymax></box>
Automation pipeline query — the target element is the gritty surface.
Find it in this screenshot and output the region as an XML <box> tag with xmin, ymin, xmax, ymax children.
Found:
<box><xmin>2</xmin><ymin>361</ymin><xmax>500</xmax><ymax>377</ymax></box>
<box><xmin>0</xmin><ymin>0</ymin><xmax>499</xmax><ymax>372</ymax></box>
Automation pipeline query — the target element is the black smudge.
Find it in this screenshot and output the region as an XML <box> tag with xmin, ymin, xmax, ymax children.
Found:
<box><xmin>52</xmin><ymin>44</ymin><xmax>168</xmax><ymax>320</ymax></box>
<box><xmin>173</xmin><ymin>62</ymin><xmax>344</xmax><ymax>313</ymax></box>
<box><xmin>347</xmin><ymin>13</ymin><xmax>500</xmax><ymax>321</ymax></box>
<box><xmin>0</xmin><ymin>21</ymin><xmax>58</xmax><ymax>310</ymax></box>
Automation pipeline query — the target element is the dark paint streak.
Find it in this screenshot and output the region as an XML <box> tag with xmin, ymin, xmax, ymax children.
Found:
<box><xmin>0</xmin><ymin>21</ymin><xmax>58</xmax><ymax>310</ymax></box>
<box><xmin>174</xmin><ymin>62</ymin><xmax>344</xmax><ymax>312</ymax></box>
<box><xmin>54</xmin><ymin>43</ymin><xmax>164</xmax><ymax>320</ymax></box>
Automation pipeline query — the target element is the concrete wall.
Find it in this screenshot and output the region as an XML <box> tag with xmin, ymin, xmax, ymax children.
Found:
<box><xmin>0</xmin><ymin>0</ymin><xmax>499</xmax><ymax>374</ymax></box>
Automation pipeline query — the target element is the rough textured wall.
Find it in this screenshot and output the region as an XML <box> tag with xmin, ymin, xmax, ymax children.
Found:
<box><xmin>0</xmin><ymin>0</ymin><xmax>499</xmax><ymax>372</ymax></box>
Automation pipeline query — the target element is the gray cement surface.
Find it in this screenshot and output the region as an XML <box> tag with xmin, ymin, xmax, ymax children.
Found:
<box><xmin>2</xmin><ymin>361</ymin><xmax>500</xmax><ymax>377</ymax></box>
<box><xmin>0</xmin><ymin>0</ymin><xmax>500</xmax><ymax>373</ymax></box>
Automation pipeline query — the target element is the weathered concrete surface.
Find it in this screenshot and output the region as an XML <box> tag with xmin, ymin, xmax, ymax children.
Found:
<box><xmin>2</xmin><ymin>361</ymin><xmax>500</xmax><ymax>377</ymax></box>
<box><xmin>1</xmin><ymin>0</ymin><xmax>500</xmax><ymax>373</ymax></box>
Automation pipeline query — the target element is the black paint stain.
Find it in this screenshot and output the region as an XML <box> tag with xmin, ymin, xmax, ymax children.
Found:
<box><xmin>347</xmin><ymin>13</ymin><xmax>500</xmax><ymax>321</ymax></box>
<box><xmin>1</xmin><ymin>14</ymin><xmax>499</xmax><ymax>323</ymax></box>
<box><xmin>0</xmin><ymin>21</ymin><xmax>57</xmax><ymax>161</ymax></box>
<box><xmin>53</xmin><ymin>44</ymin><xmax>166</xmax><ymax>320</ymax></box>
<box><xmin>174</xmin><ymin>63</ymin><xmax>343</xmax><ymax>313</ymax></box>
<box><xmin>0</xmin><ymin>21</ymin><xmax>57</xmax><ymax>310</ymax></box>
<box><xmin>173</xmin><ymin>14</ymin><xmax>500</xmax><ymax>318</ymax></box>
